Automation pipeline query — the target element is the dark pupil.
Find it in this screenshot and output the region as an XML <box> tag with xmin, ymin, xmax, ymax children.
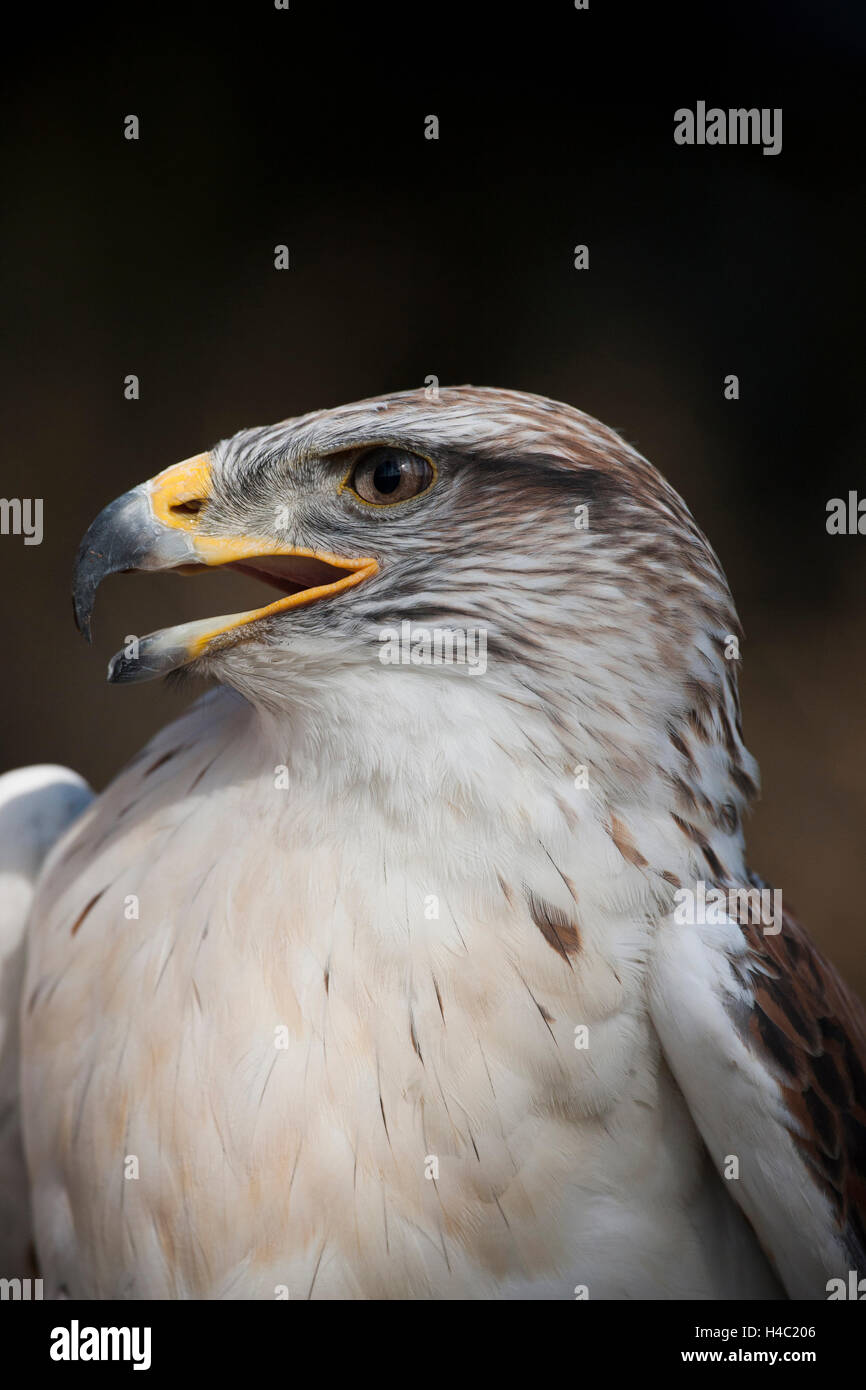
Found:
<box><xmin>373</xmin><ymin>457</ymin><xmax>403</xmax><ymax>494</ymax></box>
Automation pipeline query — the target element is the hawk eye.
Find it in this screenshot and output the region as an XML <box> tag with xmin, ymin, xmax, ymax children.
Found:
<box><xmin>347</xmin><ymin>448</ymin><xmax>434</xmax><ymax>506</ymax></box>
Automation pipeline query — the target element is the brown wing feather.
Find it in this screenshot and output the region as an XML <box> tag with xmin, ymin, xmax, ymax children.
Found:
<box><xmin>742</xmin><ymin>872</ymin><xmax>866</xmax><ymax>1271</ymax></box>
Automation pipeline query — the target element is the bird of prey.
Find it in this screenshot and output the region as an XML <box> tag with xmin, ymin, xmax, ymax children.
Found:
<box><xmin>2</xmin><ymin>386</ymin><xmax>864</xmax><ymax>1300</ymax></box>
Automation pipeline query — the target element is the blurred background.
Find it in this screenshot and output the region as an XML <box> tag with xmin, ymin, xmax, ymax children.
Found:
<box><xmin>2</xmin><ymin>1</ymin><xmax>864</xmax><ymax>991</ymax></box>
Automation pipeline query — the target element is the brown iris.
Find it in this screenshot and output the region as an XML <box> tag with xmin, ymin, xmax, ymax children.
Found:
<box><xmin>346</xmin><ymin>447</ymin><xmax>434</xmax><ymax>505</ymax></box>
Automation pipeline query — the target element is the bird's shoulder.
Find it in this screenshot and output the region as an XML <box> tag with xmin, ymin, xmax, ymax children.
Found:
<box><xmin>649</xmin><ymin>875</ymin><xmax>866</xmax><ymax>1298</ymax></box>
<box><xmin>739</xmin><ymin>875</ymin><xmax>866</xmax><ymax>1275</ymax></box>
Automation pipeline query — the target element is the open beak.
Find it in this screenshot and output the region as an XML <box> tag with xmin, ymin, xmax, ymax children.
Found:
<box><xmin>73</xmin><ymin>452</ymin><xmax>378</xmax><ymax>684</ymax></box>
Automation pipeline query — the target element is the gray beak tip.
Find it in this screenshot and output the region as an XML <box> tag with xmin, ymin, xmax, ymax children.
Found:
<box><xmin>72</xmin><ymin>485</ymin><xmax>197</xmax><ymax>659</ymax></box>
<box><xmin>107</xmin><ymin>651</ymin><xmax>133</xmax><ymax>684</ymax></box>
<box><xmin>72</xmin><ymin>592</ymin><xmax>93</xmax><ymax>642</ymax></box>
<box><xmin>107</xmin><ymin>647</ymin><xmax>165</xmax><ymax>685</ymax></box>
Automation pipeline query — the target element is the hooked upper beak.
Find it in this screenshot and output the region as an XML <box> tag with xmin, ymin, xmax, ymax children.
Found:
<box><xmin>73</xmin><ymin>452</ymin><xmax>378</xmax><ymax>684</ymax></box>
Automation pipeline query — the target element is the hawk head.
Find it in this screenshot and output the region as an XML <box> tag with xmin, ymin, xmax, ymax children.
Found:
<box><xmin>73</xmin><ymin>385</ymin><xmax>756</xmax><ymax>823</ymax></box>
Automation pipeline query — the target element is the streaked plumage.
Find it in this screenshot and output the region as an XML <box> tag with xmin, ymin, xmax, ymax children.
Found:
<box><xmin>3</xmin><ymin>386</ymin><xmax>864</xmax><ymax>1298</ymax></box>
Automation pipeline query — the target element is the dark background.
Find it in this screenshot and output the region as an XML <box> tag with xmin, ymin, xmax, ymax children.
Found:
<box><xmin>2</xmin><ymin>2</ymin><xmax>864</xmax><ymax>990</ymax></box>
